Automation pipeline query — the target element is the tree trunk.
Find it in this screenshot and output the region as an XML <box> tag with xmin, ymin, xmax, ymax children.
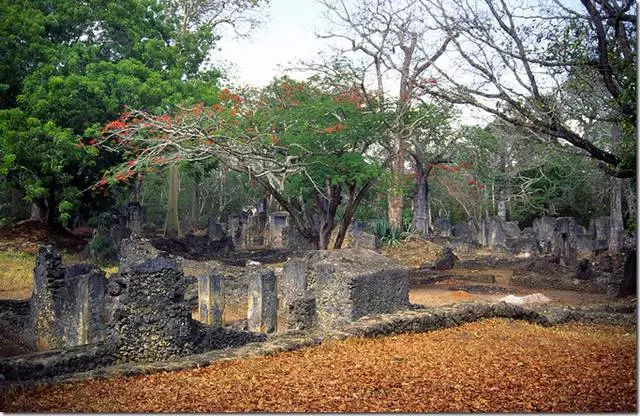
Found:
<box><xmin>609</xmin><ymin>124</ymin><xmax>624</xmax><ymax>252</ymax></box>
<box><xmin>316</xmin><ymin>184</ymin><xmax>341</xmax><ymax>250</ymax></box>
<box><xmin>497</xmin><ymin>199</ymin><xmax>507</xmax><ymax>221</ymax></box>
<box><xmin>334</xmin><ymin>181</ymin><xmax>375</xmax><ymax>249</ymax></box>
<box><xmin>190</xmin><ymin>177</ymin><xmax>200</xmax><ymax>227</ymax></box>
<box><xmin>388</xmin><ymin>134</ymin><xmax>405</xmax><ymax>228</ymax></box>
<box><xmin>164</xmin><ymin>164</ymin><xmax>182</xmax><ymax>238</ymax></box>
<box><xmin>622</xmin><ymin>178</ymin><xmax>635</xmax><ymax>225</ymax></box>
<box><xmin>497</xmin><ymin>153</ymin><xmax>508</xmax><ymax>221</ymax></box>
<box><xmin>46</xmin><ymin>186</ymin><xmax>57</xmax><ymax>227</ymax></box>
<box><xmin>134</xmin><ymin>174</ymin><xmax>143</xmax><ymax>202</ymax></box>
<box><xmin>412</xmin><ymin>164</ymin><xmax>430</xmax><ymax>236</ymax></box>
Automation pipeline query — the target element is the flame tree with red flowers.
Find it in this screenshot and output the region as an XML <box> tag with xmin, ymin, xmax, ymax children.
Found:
<box><xmin>99</xmin><ymin>78</ymin><xmax>387</xmax><ymax>249</ymax></box>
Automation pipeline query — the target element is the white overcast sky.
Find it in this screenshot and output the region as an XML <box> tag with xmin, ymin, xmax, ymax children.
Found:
<box><xmin>213</xmin><ymin>0</ymin><xmax>328</xmax><ymax>87</ymax></box>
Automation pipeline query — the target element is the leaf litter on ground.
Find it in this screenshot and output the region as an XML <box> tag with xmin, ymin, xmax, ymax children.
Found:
<box><xmin>1</xmin><ymin>318</ymin><xmax>635</xmax><ymax>413</ymax></box>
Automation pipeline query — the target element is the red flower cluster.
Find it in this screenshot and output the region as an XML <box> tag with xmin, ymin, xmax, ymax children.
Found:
<box><xmin>324</xmin><ymin>123</ymin><xmax>345</xmax><ymax>134</ymax></box>
<box><xmin>436</xmin><ymin>163</ymin><xmax>461</xmax><ymax>173</ymax></box>
<box><xmin>105</xmin><ymin>120</ymin><xmax>126</xmax><ymax>131</ymax></box>
<box><xmin>218</xmin><ymin>88</ymin><xmax>241</xmax><ymax>104</ymax></box>
<box><xmin>114</xmin><ymin>170</ymin><xmax>136</xmax><ymax>182</ymax></box>
<box><xmin>333</xmin><ymin>87</ymin><xmax>365</xmax><ymax>108</ymax></box>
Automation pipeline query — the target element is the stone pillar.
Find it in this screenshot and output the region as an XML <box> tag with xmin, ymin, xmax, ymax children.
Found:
<box><xmin>198</xmin><ymin>271</ymin><xmax>224</xmax><ymax>327</ymax></box>
<box><xmin>207</xmin><ymin>218</ymin><xmax>224</xmax><ymax>242</ymax></box>
<box><xmin>283</xmin><ymin>258</ymin><xmax>307</xmax><ymax>309</ymax></box>
<box><xmin>31</xmin><ymin>246</ymin><xmax>107</xmax><ymax>350</ymax></box>
<box><xmin>125</xmin><ymin>202</ymin><xmax>143</xmax><ymax>238</ymax></box>
<box><xmin>487</xmin><ymin>217</ymin><xmax>507</xmax><ymax>249</ymax></box>
<box><xmin>247</xmin><ymin>270</ymin><xmax>277</xmax><ymax>334</ymax></box>
<box><xmin>31</xmin><ymin>245</ymin><xmax>65</xmax><ymax>350</ymax></box>
<box><xmin>553</xmin><ymin>217</ymin><xmax>578</xmax><ymax>266</ymax></box>
<box><xmin>229</xmin><ymin>212</ymin><xmax>247</xmax><ymax>249</ymax></box>
<box><xmin>283</xmin><ymin>258</ymin><xmax>317</xmax><ymax>330</ymax></box>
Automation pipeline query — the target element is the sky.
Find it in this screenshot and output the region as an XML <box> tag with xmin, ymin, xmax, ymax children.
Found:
<box><xmin>211</xmin><ymin>0</ymin><xmax>497</xmax><ymax>125</ymax></box>
<box><xmin>213</xmin><ymin>0</ymin><xmax>329</xmax><ymax>87</ymax></box>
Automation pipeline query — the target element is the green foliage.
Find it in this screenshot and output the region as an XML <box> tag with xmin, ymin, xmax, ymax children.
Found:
<box><xmin>0</xmin><ymin>0</ymin><xmax>225</xmax><ymax>226</ymax></box>
<box><xmin>87</xmin><ymin>231</ymin><xmax>118</xmax><ymax>265</ymax></box>
<box><xmin>373</xmin><ymin>218</ymin><xmax>415</xmax><ymax>247</ymax></box>
<box><xmin>99</xmin><ymin>77</ymin><xmax>389</xmax><ymax>248</ymax></box>
<box><xmin>0</xmin><ymin>108</ymin><xmax>97</xmax><ymax>223</ymax></box>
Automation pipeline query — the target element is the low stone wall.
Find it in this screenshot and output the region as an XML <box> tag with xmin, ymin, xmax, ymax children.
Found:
<box><xmin>1</xmin><ymin>301</ymin><xmax>633</xmax><ymax>388</ymax></box>
<box><xmin>0</xmin><ymin>341</ymin><xmax>115</xmax><ymax>383</ymax></box>
<box><xmin>341</xmin><ymin>302</ymin><xmax>637</xmax><ymax>337</ymax></box>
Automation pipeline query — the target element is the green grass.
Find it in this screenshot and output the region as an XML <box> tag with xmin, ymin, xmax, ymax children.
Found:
<box><xmin>0</xmin><ymin>251</ymin><xmax>119</xmax><ymax>295</ymax></box>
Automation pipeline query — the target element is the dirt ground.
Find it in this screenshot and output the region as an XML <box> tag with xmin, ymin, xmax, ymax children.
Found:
<box><xmin>409</xmin><ymin>267</ymin><xmax>613</xmax><ymax>307</ymax></box>
<box><xmin>0</xmin><ymin>220</ymin><xmax>89</xmax><ymax>254</ymax></box>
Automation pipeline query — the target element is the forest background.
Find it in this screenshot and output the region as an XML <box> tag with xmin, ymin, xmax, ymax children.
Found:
<box><xmin>0</xmin><ymin>0</ymin><xmax>635</xmax><ymax>252</ymax></box>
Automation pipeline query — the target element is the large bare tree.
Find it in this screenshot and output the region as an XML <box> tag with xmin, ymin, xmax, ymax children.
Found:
<box><xmin>421</xmin><ymin>0</ymin><xmax>635</xmax><ymax>251</ymax></box>
<box><xmin>420</xmin><ymin>0</ymin><xmax>635</xmax><ymax>175</ymax></box>
<box><xmin>314</xmin><ymin>0</ymin><xmax>457</xmax><ymax>228</ymax></box>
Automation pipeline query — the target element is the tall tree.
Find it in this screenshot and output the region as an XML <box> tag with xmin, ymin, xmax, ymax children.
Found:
<box><xmin>405</xmin><ymin>102</ymin><xmax>456</xmax><ymax>234</ymax></box>
<box><xmin>100</xmin><ymin>79</ymin><xmax>387</xmax><ymax>249</ymax></box>
<box><xmin>0</xmin><ymin>0</ymin><xmax>269</xmax><ymax>226</ymax></box>
<box><xmin>422</xmin><ymin>0</ymin><xmax>635</xmax><ymax>178</ymax></box>
<box><xmin>423</xmin><ymin>0</ymin><xmax>636</xmax><ymax>251</ymax></box>
<box><xmin>313</xmin><ymin>0</ymin><xmax>456</xmax><ymax>228</ymax></box>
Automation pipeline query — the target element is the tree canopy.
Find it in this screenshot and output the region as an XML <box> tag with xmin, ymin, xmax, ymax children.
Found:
<box><xmin>99</xmin><ymin>78</ymin><xmax>387</xmax><ymax>248</ymax></box>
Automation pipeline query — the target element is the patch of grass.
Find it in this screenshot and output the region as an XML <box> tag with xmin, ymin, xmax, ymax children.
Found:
<box><xmin>0</xmin><ymin>251</ymin><xmax>35</xmax><ymax>292</ymax></box>
<box><xmin>0</xmin><ymin>250</ymin><xmax>119</xmax><ymax>295</ymax></box>
<box><xmin>101</xmin><ymin>265</ymin><xmax>119</xmax><ymax>276</ymax></box>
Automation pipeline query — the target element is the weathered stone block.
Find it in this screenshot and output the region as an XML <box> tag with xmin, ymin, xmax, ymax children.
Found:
<box><xmin>110</xmin><ymin>254</ymin><xmax>195</xmax><ymax>363</ymax></box>
<box><xmin>433</xmin><ymin>247</ymin><xmax>458</xmax><ymax>270</ymax></box>
<box><xmin>267</xmin><ymin>211</ymin><xmax>289</xmax><ymax>247</ymax></box>
<box><xmin>31</xmin><ymin>246</ymin><xmax>107</xmax><ymax>350</ymax></box>
<box><xmin>286</xmin><ymin>296</ymin><xmax>317</xmax><ymax>331</ymax></box>
<box><xmin>433</xmin><ymin>218</ymin><xmax>452</xmax><ymax>237</ymax></box>
<box><xmin>243</xmin><ymin>211</ymin><xmax>268</xmax><ymax>249</ymax></box>
<box><xmin>247</xmin><ymin>270</ymin><xmax>277</xmax><ymax>333</ymax></box>
<box><xmin>351</xmin><ymin>230</ymin><xmax>378</xmax><ymax>249</ymax></box>
<box><xmin>61</xmin><ymin>264</ymin><xmax>107</xmax><ymax>346</ymax></box>
<box><xmin>198</xmin><ymin>271</ymin><xmax>224</xmax><ymax>327</ymax></box>
<box><xmin>487</xmin><ymin>217</ymin><xmax>507</xmax><ymax>249</ymax></box>
<box><xmin>283</xmin><ymin>249</ymin><xmax>409</xmax><ymax>330</ymax></box>
<box><xmin>503</xmin><ymin>221</ymin><xmax>521</xmax><ymax>238</ymax></box>
<box><xmin>229</xmin><ymin>212</ymin><xmax>246</xmax><ymax>248</ymax></box>
<box><xmin>283</xmin><ymin>258</ymin><xmax>307</xmax><ymax>311</ymax></box>
<box><xmin>533</xmin><ymin>216</ymin><xmax>557</xmax><ymax>254</ymax></box>
<box><xmin>552</xmin><ymin>217</ymin><xmax>578</xmax><ymax>266</ymax></box>
<box><xmin>31</xmin><ymin>246</ymin><xmax>65</xmax><ymax>350</ymax></box>
<box><xmin>591</xmin><ymin>216</ymin><xmax>610</xmax><ymax>241</ymax></box>
<box><xmin>207</xmin><ymin>218</ymin><xmax>225</xmax><ymax>242</ymax></box>
<box><xmin>118</xmin><ymin>237</ymin><xmax>160</xmax><ymax>274</ymax></box>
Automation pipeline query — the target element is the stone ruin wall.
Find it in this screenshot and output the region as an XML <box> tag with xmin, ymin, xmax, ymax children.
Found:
<box><xmin>282</xmin><ymin>249</ymin><xmax>410</xmax><ymax>331</ymax></box>
<box><xmin>431</xmin><ymin>215</ymin><xmax>627</xmax><ymax>264</ymax></box>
